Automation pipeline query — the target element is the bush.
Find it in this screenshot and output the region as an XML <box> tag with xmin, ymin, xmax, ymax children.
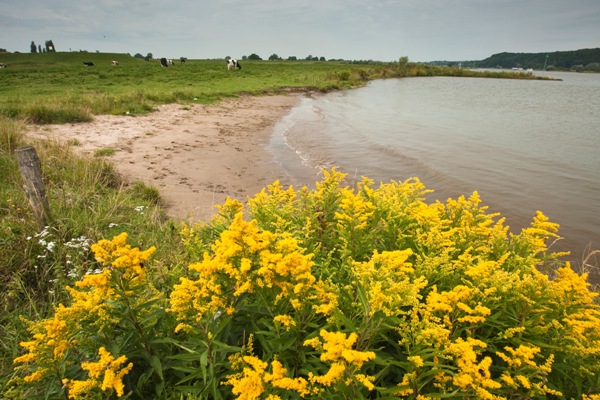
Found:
<box><xmin>6</xmin><ymin>169</ymin><xmax>600</xmax><ymax>399</ymax></box>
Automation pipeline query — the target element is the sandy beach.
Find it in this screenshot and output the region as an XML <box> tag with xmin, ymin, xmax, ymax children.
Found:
<box><xmin>27</xmin><ymin>94</ymin><xmax>305</xmax><ymax>222</ymax></box>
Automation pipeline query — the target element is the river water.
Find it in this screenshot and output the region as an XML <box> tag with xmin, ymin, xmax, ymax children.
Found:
<box><xmin>268</xmin><ymin>71</ymin><xmax>600</xmax><ymax>282</ymax></box>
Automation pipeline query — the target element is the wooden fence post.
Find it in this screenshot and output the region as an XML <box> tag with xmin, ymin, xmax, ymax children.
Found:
<box><xmin>16</xmin><ymin>146</ymin><xmax>52</xmax><ymax>230</ymax></box>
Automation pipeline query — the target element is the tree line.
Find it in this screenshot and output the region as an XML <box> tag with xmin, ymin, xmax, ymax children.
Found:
<box><xmin>455</xmin><ymin>48</ymin><xmax>600</xmax><ymax>71</ymax></box>
<box><xmin>29</xmin><ymin>40</ymin><xmax>56</xmax><ymax>54</ymax></box>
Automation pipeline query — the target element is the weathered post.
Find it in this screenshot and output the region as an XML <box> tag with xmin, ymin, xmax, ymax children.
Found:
<box><xmin>15</xmin><ymin>146</ymin><xmax>52</xmax><ymax>230</ymax></box>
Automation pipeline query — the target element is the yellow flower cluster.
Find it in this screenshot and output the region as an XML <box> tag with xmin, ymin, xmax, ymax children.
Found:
<box><xmin>496</xmin><ymin>345</ymin><xmax>561</xmax><ymax>397</ymax></box>
<box><xmin>426</xmin><ymin>285</ymin><xmax>491</xmax><ymax>326</ymax></box>
<box><xmin>335</xmin><ymin>187</ymin><xmax>375</xmax><ymax>231</ymax></box>
<box><xmin>62</xmin><ymin>347</ymin><xmax>133</xmax><ymax>399</ymax></box>
<box><xmin>91</xmin><ymin>232</ymin><xmax>156</xmax><ymax>284</ymax></box>
<box><xmin>519</xmin><ymin>210</ymin><xmax>563</xmax><ymax>255</ymax></box>
<box><xmin>225</xmin><ymin>329</ymin><xmax>376</xmax><ymax>399</ymax></box>
<box><xmin>446</xmin><ymin>338</ymin><xmax>500</xmax><ymax>395</ymax></box>
<box><xmin>352</xmin><ymin>249</ymin><xmax>426</xmax><ymax>317</ymax></box>
<box><xmin>304</xmin><ymin>329</ymin><xmax>376</xmax><ymax>390</ymax></box>
<box><xmin>14</xmin><ymin>233</ymin><xmax>157</xmax><ymax>395</ymax></box>
<box><xmin>169</xmin><ymin>212</ymin><xmax>337</xmax><ymax>333</ymax></box>
<box><xmin>226</xmin><ymin>355</ymin><xmax>313</xmax><ymax>399</ymax></box>
<box><xmin>14</xmin><ymin>312</ymin><xmax>71</xmax><ymax>367</ymax></box>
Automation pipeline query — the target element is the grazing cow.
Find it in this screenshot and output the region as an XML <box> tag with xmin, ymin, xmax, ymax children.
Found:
<box><xmin>180</xmin><ymin>57</ymin><xmax>187</xmax><ymax>64</ymax></box>
<box><xmin>227</xmin><ymin>58</ymin><xmax>241</xmax><ymax>70</ymax></box>
<box><xmin>111</xmin><ymin>60</ymin><xmax>119</xmax><ymax>65</ymax></box>
<box><xmin>83</xmin><ymin>61</ymin><xmax>94</xmax><ymax>66</ymax></box>
<box><xmin>167</xmin><ymin>59</ymin><xmax>174</xmax><ymax>66</ymax></box>
<box><xmin>0</xmin><ymin>63</ymin><xmax>6</xmax><ymax>68</ymax></box>
<box><xmin>160</xmin><ymin>57</ymin><xmax>168</xmax><ymax>68</ymax></box>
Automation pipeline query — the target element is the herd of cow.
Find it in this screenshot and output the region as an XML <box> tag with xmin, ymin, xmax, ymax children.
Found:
<box><xmin>0</xmin><ymin>58</ymin><xmax>242</xmax><ymax>70</ymax></box>
<box><xmin>77</xmin><ymin>57</ymin><xmax>242</xmax><ymax>70</ymax></box>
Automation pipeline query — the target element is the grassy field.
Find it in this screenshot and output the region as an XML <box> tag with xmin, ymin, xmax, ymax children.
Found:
<box><xmin>3</xmin><ymin>53</ymin><xmax>586</xmax><ymax>399</ymax></box>
<box><xmin>0</xmin><ymin>52</ymin><xmax>387</xmax><ymax>123</ymax></box>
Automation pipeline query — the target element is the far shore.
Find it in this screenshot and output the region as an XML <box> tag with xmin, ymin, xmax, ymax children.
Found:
<box><xmin>27</xmin><ymin>94</ymin><xmax>308</xmax><ymax>222</ymax></box>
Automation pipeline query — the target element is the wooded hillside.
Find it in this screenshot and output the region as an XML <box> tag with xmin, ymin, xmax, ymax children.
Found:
<box><xmin>475</xmin><ymin>48</ymin><xmax>600</xmax><ymax>70</ymax></box>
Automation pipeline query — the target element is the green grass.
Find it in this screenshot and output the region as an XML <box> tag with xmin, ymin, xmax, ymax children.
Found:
<box><xmin>93</xmin><ymin>147</ymin><xmax>116</xmax><ymax>157</ymax></box>
<box><xmin>0</xmin><ymin>53</ymin><xmax>380</xmax><ymax>123</ymax></box>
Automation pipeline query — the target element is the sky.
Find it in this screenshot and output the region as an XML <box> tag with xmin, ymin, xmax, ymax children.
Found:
<box><xmin>1</xmin><ymin>0</ymin><xmax>599</xmax><ymax>62</ymax></box>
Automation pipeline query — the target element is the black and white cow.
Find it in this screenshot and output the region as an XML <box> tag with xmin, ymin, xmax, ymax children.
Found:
<box><xmin>0</xmin><ymin>63</ymin><xmax>7</xmax><ymax>68</ymax></box>
<box><xmin>227</xmin><ymin>58</ymin><xmax>241</xmax><ymax>70</ymax></box>
<box><xmin>160</xmin><ymin>58</ymin><xmax>168</xmax><ymax>68</ymax></box>
<box><xmin>83</xmin><ymin>61</ymin><xmax>94</xmax><ymax>66</ymax></box>
<box><xmin>111</xmin><ymin>60</ymin><xmax>119</xmax><ymax>65</ymax></box>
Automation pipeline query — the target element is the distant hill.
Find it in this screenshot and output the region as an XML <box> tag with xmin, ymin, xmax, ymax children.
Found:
<box><xmin>477</xmin><ymin>48</ymin><xmax>600</xmax><ymax>70</ymax></box>
<box><xmin>432</xmin><ymin>48</ymin><xmax>600</xmax><ymax>71</ymax></box>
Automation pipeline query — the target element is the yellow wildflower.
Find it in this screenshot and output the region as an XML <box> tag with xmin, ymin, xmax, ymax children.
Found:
<box><xmin>355</xmin><ymin>374</ymin><xmax>375</xmax><ymax>391</ymax></box>
<box><xmin>23</xmin><ymin>368</ymin><xmax>48</xmax><ymax>383</ymax></box>
<box><xmin>408</xmin><ymin>355</ymin><xmax>424</xmax><ymax>368</ymax></box>
<box><xmin>308</xmin><ymin>362</ymin><xmax>346</xmax><ymax>386</ymax></box>
<box><xmin>264</xmin><ymin>360</ymin><xmax>311</xmax><ymax>396</ymax></box>
<box><xmin>273</xmin><ymin>315</ymin><xmax>296</xmax><ymax>330</ymax></box>
<box><xmin>81</xmin><ymin>347</ymin><xmax>133</xmax><ymax>397</ymax></box>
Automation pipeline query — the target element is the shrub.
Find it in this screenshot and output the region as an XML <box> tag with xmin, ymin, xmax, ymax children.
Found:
<box><xmin>7</xmin><ymin>169</ymin><xmax>600</xmax><ymax>399</ymax></box>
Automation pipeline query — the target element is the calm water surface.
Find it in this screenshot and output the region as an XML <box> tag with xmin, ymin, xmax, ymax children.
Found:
<box><xmin>269</xmin><ymin>71</ymin><xmax>600</xmax><ymax>281</ymax></box>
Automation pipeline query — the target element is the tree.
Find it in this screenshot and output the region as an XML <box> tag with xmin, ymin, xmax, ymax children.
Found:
<box><xmin>572</xmin><ymin>64</ymin><xmax>584</xmax><ymax>72</ymax></box>
<box><xmin>319</xmin><ymin>56</ymin><xmax>326</xmax><ymax>61</ymax></box>
<box><xmin>30</xmin><ymin>41</ymin><xmax>37</xmax><ymax>53</ymax></box>
<box><xmin>268</xmin><ymin>53</ymin><xmax>281</xmax><ymax>61</ymax></box>
<box><xmin>248</xmin><ymin>53</ymin><xmax>262</xmax><ymax>60</ymax></box>
<box><xmin>133</xmin><ymin>53</ymin><xmax>144</xmax><ymax>59</ymax></box>
<box><xmin>144</xmin><ymin>53</ymin><xmax>153</xmax><ymax>61</ymax></box>
<box><xmin>38</xmin><ymin>45</ymin><xmax>42</xmax><ymax>53</ymax></box>
<box><xmin>288</xmin><ymin>56</ymin><xmax>297</xmax><ymax>61</ymax></box>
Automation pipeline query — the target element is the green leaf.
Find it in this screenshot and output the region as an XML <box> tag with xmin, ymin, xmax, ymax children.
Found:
<box><xmin>199</xmin><ymin>350</ymin><xmax>208</xmax><ymax>367</ymax></box>
<box><xmin>150</xmin><ymin>355</ymin><xmax>163</xmax><ymax>380</ymax></box>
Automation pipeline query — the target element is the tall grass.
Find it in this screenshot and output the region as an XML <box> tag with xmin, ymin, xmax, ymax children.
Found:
<box><xmin>0</xmin><ymin>117</ymin><xmax>186</xmax><ymax>392</ymax></box>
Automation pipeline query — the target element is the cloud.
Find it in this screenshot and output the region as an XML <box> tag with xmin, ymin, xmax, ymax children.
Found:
<box><xmin>1</xmin><ymin>0</ymin><xmax>598</xmax><ymax>61</ymax></box>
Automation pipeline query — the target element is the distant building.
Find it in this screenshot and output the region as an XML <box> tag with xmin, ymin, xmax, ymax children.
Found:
<box><xmin>45</xmin><ymin>40</ymin><xmax>56</xmax><ymax>52</ymax></box>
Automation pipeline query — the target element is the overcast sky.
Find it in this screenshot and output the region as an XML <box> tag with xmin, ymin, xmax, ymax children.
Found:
<box><xmin>1</xmin><ymin>0</ymin><xmax>599</xmax><ymax>62</ymax></box>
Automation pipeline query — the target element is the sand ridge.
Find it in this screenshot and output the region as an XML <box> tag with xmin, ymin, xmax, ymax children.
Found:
<box><xmin>27</xmin><ymin>94</ymin><xmax>304</xmax><ymax>222</ymax></box>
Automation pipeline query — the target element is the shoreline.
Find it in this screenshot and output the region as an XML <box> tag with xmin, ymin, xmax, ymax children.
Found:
<box><xmin>27</xmin><ymin>94</ymin><xmax>305</xmax><ymax>222</ymax></box>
